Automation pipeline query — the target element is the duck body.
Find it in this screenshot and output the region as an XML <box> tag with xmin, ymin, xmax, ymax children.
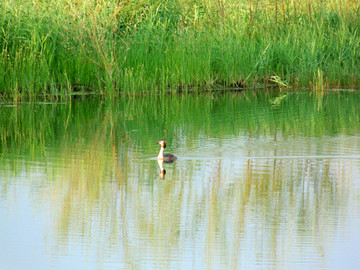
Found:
<box><xmin>157</xmin><ymin>139</ymin><xmax>177</xmax><ymax>163</ymax></box>
<box><xmin>162</xmin><ymin>153</ymin><xmax>177</xmax><ymax>163</ymax></box>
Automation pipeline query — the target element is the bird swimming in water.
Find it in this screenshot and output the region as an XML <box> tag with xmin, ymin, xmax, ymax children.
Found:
<box><xmin>157</xmin><ymin>139</ymin><xmax>177</xmax><ymax>163</ymax></box>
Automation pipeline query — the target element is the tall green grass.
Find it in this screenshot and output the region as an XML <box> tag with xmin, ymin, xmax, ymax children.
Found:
<box><xmin>1</xmin><ymin>0</ymin><xmax>360</xmax><ymax>99</ymax></box>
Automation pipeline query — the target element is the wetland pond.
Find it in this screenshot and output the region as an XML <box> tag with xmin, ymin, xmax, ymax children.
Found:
<box><xmin>1</xmin><ymin>90</ymin><xmax>360</xmax><ymax>270</ymax></box>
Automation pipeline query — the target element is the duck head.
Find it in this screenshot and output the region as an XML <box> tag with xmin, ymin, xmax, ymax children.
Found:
<box><xmin>157</xmin><ymin>139</ymin><xmax>166</xmax><ymax>148</ymax></box>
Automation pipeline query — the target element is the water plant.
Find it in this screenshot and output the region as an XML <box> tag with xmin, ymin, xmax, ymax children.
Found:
<box><xmin>0</xmin><ymin>0</ymin><xmax>359</xmax><ymax>99</ymax></box>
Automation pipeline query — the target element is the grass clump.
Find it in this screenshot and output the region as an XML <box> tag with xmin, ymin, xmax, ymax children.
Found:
<box><xmin>0</xmin><ymin>0</ymin><xmax>360</xmax><ymax>99</ymax></box>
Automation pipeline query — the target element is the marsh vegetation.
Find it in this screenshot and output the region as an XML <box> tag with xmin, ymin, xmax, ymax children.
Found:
<box><xmin>1</xmin><ymin>0</ymin><xmax>359</xmax><ymax>99</ymax></box>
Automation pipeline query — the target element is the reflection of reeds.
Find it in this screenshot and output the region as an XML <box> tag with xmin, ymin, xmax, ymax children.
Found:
<box><xmin>0</xmin><ymin>93</ymin><xmax>359</xmax><ymax>266</ymax></box>
<box><xmin>1</xmin><ymin>92</ymin><xmax>359</xmax><ymax>159</ymax></box>
<box><xmin>1</xmin><ymin>0</ymin><xmax>360</xmax><ymax>98</ymax></box>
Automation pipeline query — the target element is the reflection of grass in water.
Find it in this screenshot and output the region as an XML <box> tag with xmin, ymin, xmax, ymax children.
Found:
<box><xmin>1</xmin><ymin>91</ymin><xmax>358</xmax><ymax>196</ymax></box>
<box><xmin>51</xmin><ymin>138</ymin><xmax>119</xmax><ymax>239</ymax></box>
<box><xmin>1</xmin><ymin>0</ymin><xmax>360</xmax><ymax>98</ymax></box>
<box><xmin>0</xmin><ymin>93</ymin><xmax>358</xmax><ymax>264</ymax></box>
<box><xmin>0</xmin><ymin>91</ymin><xmax>359</xmax><ymax>158</ymax></box>
<box><xmin>0</xmin><ymin>91</ymin><xmax>358</xmax><ymax>195</ymax></box>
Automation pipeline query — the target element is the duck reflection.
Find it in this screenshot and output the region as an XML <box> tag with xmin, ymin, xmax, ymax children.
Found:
<box><xmin>158</xmin><ymin>159</ymin><xmax>166</xmax><ymax>179</ymax></box>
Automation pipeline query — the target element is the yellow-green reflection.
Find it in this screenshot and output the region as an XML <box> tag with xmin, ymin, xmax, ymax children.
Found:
<box><xmin>0</xmin><ymin>91</ymin><xmax>360</xmax><ymax>269</ymax></box>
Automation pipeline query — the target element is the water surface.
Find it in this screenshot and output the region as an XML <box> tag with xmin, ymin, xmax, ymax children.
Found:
<box><xmin>1</xmin><ymin>91</ymin><xmax>360</xmax><ymax>269</ymax></box>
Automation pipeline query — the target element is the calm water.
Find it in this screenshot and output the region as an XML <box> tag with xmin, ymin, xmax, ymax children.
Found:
<box><xmin>1</xmin><ymin>91</ymin><xmax>360</xmax><ymax>270</ymax></box>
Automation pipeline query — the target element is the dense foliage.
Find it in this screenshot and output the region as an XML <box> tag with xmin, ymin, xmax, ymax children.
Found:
<box><xmin>1</xmin><ymin>0</ymin><xmax>360</xmax><ymax>99</ymax></box>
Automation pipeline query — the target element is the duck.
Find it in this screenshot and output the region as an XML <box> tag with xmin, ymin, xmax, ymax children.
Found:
<box><xmin>157</xmin><ymin>139</ymin><xmax>177</xmax><ymax>163</ymax></box>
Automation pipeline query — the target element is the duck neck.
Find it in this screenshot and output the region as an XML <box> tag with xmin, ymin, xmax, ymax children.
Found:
<box><xmin>158</xmin><ymin>159</ymin><xmax>164</xmax><ymax>170</ymax></box>
<box><xmin>158</xmin><ymin>146</ymin><xmax>165</xmax><ymax>159</ymax></box>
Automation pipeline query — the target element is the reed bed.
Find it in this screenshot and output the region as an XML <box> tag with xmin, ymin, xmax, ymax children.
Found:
<box><xmin>0</xmin><ymin>0</ymin><xmax>359</xmax><ymax>99</ymax></box>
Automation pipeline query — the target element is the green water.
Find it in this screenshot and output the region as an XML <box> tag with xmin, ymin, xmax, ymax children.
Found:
<box><xmin>1</xmin><ymin>91</ymin><xmax>360</xmax><ymax>269</ymax></box>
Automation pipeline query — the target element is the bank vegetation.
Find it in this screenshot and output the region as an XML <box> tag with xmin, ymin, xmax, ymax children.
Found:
<box><xmin>1</xmin><ymin>0</ymin><xmax>359</xmax><ymax>99</ymax></box>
